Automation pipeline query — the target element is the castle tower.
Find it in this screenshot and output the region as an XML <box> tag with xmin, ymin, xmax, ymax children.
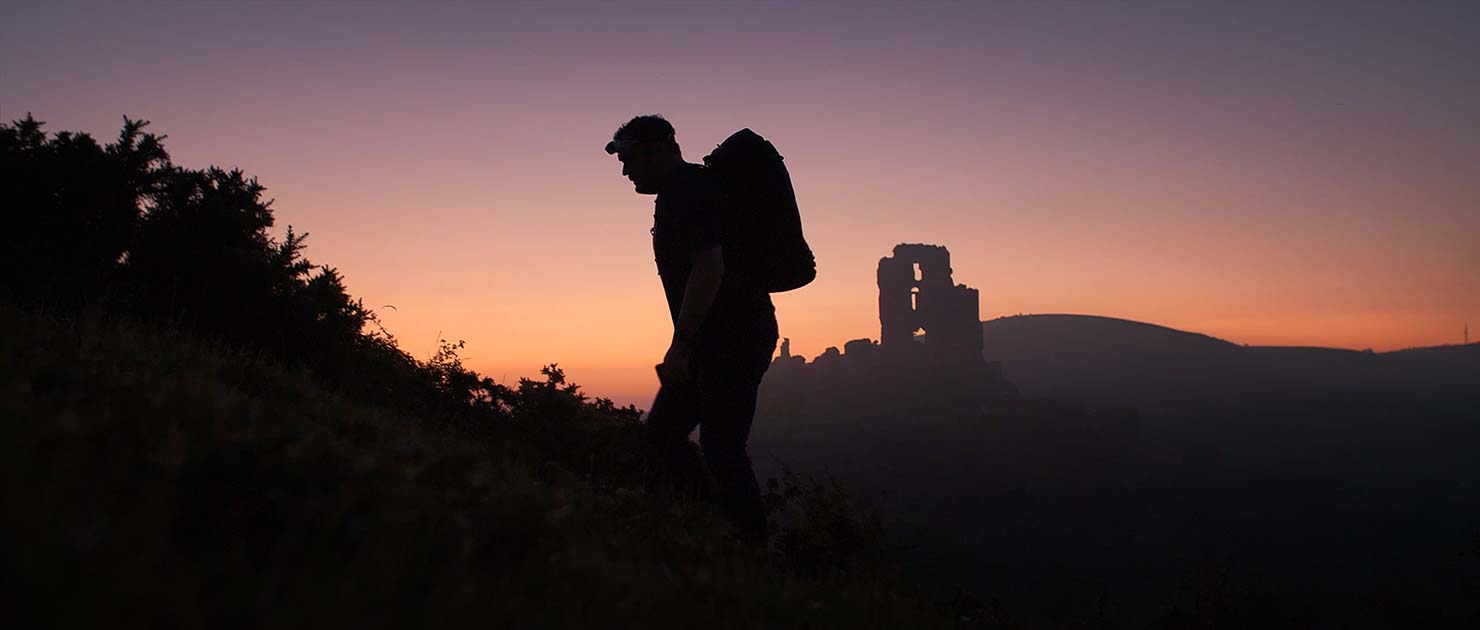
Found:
<box><xmin>877</xmin><ymin>243</ymin><xmax>983</xmax><ymax>361</ymax></box>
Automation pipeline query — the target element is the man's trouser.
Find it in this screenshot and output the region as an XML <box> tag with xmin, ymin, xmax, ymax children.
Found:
<box><xmin>645</xmin><ymin>336</ymin><xmax>776</xmax><ymax>544</ymax></box>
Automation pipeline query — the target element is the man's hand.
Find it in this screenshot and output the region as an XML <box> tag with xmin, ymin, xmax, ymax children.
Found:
<box><xmin>656</xmin><ymin>334</ymin><xmax>695</xmax><ymax>385</ymax></box>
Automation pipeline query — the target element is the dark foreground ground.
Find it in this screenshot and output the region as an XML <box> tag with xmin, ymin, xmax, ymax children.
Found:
<box><xmin>1</xmin><ymin>307</ymin><xmax>967</xmax><ymax>629</ymax></box>
<box><xmin>752</xmin><ymin>316</ymin><xmax>1480</xmax><ymax>628</ymax></box>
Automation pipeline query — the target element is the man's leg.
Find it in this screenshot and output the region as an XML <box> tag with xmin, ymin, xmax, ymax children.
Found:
<box><xmin>643</xmin><ymin>380</ymin><xmax>708</xmax><ymax>500</ymax></box>
<box><xmin>695</xmin><ymin>343</ymin><xmax>774</xmax><ymax>545</ymax></box>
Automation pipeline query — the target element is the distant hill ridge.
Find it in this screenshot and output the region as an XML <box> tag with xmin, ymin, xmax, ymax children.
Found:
<box><xmin>984</xmin><ymin>312</ymin><xmax>1477</xmax><ymax>354</ymax></box>
<box><xmin>984</xmin><ymin>313</ymin><xmax>1234</xmax><ymax>352</ymax></box>
<box><xmin>981</xmin><ymin>313</ymin><xmax>1478</xmax><ymax>405</ymax></box>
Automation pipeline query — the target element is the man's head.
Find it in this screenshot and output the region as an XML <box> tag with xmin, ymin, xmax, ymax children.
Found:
<box><xmin>607</xmin><ymin>114</ymin><xmax>682</xmax><ymax>195</ymax></box>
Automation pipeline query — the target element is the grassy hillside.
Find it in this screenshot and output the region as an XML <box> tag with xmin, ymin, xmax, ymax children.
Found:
<box><xmin>0</xmin><ymin>306</ymin><xmax>966</xmax><ymax>629</ymax></box>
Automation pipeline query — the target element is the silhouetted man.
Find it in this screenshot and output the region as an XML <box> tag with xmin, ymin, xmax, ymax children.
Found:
<box><xmin>606</xmin><ymin>115</ymin><xmax>778</xmax><ymax>545</ymax></box>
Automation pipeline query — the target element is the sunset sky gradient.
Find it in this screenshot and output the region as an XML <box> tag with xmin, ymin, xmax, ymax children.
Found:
<box><xmin>7</xmin><ymin>2</ymin><xmax>1478</xmax><ymax>405</ymax></box>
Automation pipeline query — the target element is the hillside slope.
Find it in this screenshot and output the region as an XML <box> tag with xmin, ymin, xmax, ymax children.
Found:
<box><xmin>1</xmin><ymin>308</ymin><xmax>960</xmax><ymax>629</ymax></box>
<box><xmin>981</xmin><ymin>314</ymin><xmax>1244</xmax><ymax>406</ymax></box>
<box><xmin>982</xmin><ymin>313</ymin><xmax>1480</xmax><ymax>406</ymax></box>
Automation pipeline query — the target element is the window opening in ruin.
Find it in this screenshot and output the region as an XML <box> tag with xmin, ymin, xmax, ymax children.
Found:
<box><xmin>910</xmin><ymin>287</ymin><xmax>919</xmax><ymax>311</ymax></box>
<box><xmin>912</xmin><ymin>262</ymin><xmax>922</xmax><ymax>281</ymax></box>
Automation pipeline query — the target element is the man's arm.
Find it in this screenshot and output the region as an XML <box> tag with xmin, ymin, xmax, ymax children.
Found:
<box><xmin>658</xmin><ymin>244</ymin><xmax>723</xmax><ymax>384</ymax></box>
<box><xmin>673</xmin><ymin>243</ymin><xmax>725</xmax><ymax>343</ymax></box>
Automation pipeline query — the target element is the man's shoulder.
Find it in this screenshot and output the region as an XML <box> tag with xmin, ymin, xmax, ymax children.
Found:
<box><xmin>659</xmin><ymin>164</ymin><xmax>722</xmax><ymax>206</ymax></box>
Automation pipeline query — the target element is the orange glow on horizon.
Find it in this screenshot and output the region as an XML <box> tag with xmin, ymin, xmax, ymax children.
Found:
<box><xmin>7</xmin><ymin>3</ymin><xmax>1477</xmax><ymax>407</ymax></box>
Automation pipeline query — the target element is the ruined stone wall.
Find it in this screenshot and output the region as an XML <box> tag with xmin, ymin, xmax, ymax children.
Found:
<box><xmin>877</xmin><ymin>243</ymin><xmax>983</xmax><ymax>361</ymax></box>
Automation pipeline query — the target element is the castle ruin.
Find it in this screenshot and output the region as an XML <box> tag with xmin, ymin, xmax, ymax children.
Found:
<box><xmin>877</xmin><ymin>243</ymin><xmax>982</xmax><ymax>361</ymax></box>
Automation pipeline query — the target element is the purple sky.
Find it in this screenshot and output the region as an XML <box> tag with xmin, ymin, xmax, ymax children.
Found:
<box><xmin>7</xmin><ymin>2</ymin><xmax>1478</xmax><ymax>405</ymax></box>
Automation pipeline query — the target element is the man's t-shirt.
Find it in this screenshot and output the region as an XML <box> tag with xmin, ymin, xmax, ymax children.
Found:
<box><xmin>652</xmin><ymin>162</ymin><xmax>778</xmax><ymax>355</ymax></box>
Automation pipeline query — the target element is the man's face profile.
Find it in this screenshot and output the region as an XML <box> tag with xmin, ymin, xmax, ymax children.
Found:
<box><xmin>617</xmin><ymin>145</ymin><xmax>662</xmax><ymax>195</ymax></box>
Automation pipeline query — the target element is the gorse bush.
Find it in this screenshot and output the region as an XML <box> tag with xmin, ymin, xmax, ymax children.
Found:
<box><xmin>3</xmin><ymin>115</ymin><xmax>370</xmax><ymax>370</ymax></box>
<box><xmin>2</xmin><ymin>116</ymin><xmax>164</xmax><ymax>310</ymax></box>
<box><xmin>4</xmin><ymin>115</ymin><xmax>525</xmax><ymax>417</ymax></box>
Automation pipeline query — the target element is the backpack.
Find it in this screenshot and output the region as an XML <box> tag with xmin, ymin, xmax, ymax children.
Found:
<box><xmin>701</xmin><ymin>128</ymin><xmax>816</xmax><ymax>293</ymax></box>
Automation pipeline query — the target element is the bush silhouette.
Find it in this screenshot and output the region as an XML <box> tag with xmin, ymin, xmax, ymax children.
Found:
<box><xmin>2</xmin><ymin>115</ymin><xmax>165</xmax><ymax>310</ymax></box>
<box><xmin>3</xmin><ymin>114</ymin><xmax>368</xmax><ymax>367</ymax></box>
<box><xmin>0</xmin><ymin>114</ymin><xmax>463</xmax><ymax>413</ymax></box>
